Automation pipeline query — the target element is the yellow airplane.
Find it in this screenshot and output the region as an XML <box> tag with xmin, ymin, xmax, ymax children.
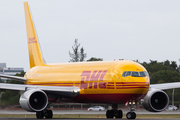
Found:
<box><xmin>0</xmin><ymin>1</ymin><xmax>180</xmax><ymax>119</ymax></box>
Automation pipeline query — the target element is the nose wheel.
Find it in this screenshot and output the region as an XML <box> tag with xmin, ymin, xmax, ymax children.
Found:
<box><xmin>126</xmin><ymin>112</ymin><xmax>136</xmax><ymax>119</ymax></box>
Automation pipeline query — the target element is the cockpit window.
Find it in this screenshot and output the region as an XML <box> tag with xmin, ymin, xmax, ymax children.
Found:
<box><xmin>126</xmin><ymin>71</ymin><xmax>131</xmax><ymax>76</ymax></box>
<box><xmin>132</xmin><ymin>72</ymin><xmax>139</xmax><ymax>77</ymax></box>
<box><xmin>144</xmin><ymin>71</ymin><xmax>149</xmax><ymax>77</ymax></box>
<box><xmin>122</xmin><ymin>71</ymin><xmax>127</xmax><ymax>77</ymax></box>
<box><xmin>139</xmin><ymin>72</ymin><xmax>146</xmax><ymax>77</ymax></box>
<box><xmin>122</xmin><ymin>71</ymin><xmax>148</xmax><ymax>77</ymax></box>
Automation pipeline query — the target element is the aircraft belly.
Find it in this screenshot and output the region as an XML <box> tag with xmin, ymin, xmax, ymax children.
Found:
<box><xmin>72</xmin><ymin>93</ymin><xmax>146</xmax><ymax>104</ymax></box>
<box><xmin>72</xmin><ymin>87</ymin><xmax>148</xmax><ymax>104</ymax></box>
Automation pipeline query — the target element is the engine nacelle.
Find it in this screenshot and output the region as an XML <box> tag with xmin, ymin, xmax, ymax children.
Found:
<box><xmin>142</xmin><ymin>89</ymin><xmax>169</xmax><ymax>112</ymax></box>
<box><xmin>19</xmin><ymin>89</ymin><xmax>48</xmax><ymax>112</ymax></box>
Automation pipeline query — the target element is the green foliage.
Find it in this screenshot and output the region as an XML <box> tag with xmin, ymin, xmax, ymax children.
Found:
<box><xmin>1</xmin><ymin>90</ymin><xmax>20</xmax><ymax>106</ymax></box>
<box><xmin>6</xmin><ymin>71</ymin><xmax>26</xmax><ymax>84</ymax></box>
<box><xmin>15</xmin><ymin>71</ymin><xmax>26</xmax><ymax>77</ymax></box>
<box><xmin>69</xmin><ymin>39</ymin><xmax>87</xmax><ymax>62</ymax></box>
<box><xmin>87</xmin><ymin>57</ymin><xmax>103</xmax><ymax>61</ymax></box>
<box><xmin>80</xmin><ymin>47</ymin><xmax>87</xmax><ymax>62</ymax></box>
<box><xmin>149</xmin><ymin>70</ymin><xmax>180</xmax><ymax>84</ymax></box>
<box><xmin>141</xmin><ymin>60</ymin><xmax>180</xmax><ymax>84</ymax></box>
<box><xmin>0</xmin><ymin>78</ymin><xmax>4</xmax><ymax>83</ymax></box>
<box><xmin>141</xmin><ymin>60</ymin><xmax>180</xmax><ymax>105</ymax></box>
<box><xmin>0</xmin><ymin>71</ymin><xmax>26</xmax><ymax>107</ymax></box>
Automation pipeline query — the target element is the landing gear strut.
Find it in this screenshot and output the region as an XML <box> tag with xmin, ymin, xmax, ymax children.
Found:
<box><xmin>106</xmin><ymin>104</ymin><xmax>123</xmax><ymax>119</ymax></box>
<box><xmin>126</xmin><ymin>102</ymin><xmax>136</xmax><ymax>119</ymax></box>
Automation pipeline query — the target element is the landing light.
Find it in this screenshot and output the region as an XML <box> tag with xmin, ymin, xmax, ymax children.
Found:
<box><xmin>129</xmin><ymin>101</ymin><xmax>136</xmax><ymax>105</ymax></box>
<box><xmin>74</xmin><ymin>90</ymin><xmax>78</xmax><ymax>93</ymax></box>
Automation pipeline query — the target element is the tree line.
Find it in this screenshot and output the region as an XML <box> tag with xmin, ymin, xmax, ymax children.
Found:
<box><xmin>141</xmin><ymin>60</ymin><xmax>180</xmax><ymax>106</ymax></box>
<box><xmin>0</xmin><ymin>71</ymin><xmax>25</xmax><ymax>106</ymax></box>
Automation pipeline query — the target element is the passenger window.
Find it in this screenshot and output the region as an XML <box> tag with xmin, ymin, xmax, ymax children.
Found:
<box><xmin>122</xmin><ymin>71</ymin><xmax>127</xmax><ymax>77</ymax></box>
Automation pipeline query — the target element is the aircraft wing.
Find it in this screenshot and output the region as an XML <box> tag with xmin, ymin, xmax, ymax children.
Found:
<box><xmin>0</xmin><ymin>74</ymin><xmax>26</xmax><ymax>82</ymax></box>
<box><xmin>150</xmin><ymin>82</ymin><xmax>180</xmax><ymax>90</ymax></box>
<box><xmin>0</xmin><ymin>83</ymin><xmax>80</xmax><ymax>98</ymax></box>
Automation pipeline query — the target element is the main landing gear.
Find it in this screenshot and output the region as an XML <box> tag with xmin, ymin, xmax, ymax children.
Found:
<box><xmin>36</xmin><ymin>97</ymin><xmax>59</xmax><ymax>119</ymax></box>
<box><xmin>106</xmin><ymin>104</ymin><xmax>123</xmax><ymax>118</ymax></box>
<box><xmin>106</xmin><ymin>103</ymin><xmax>136</xmax><ymax>119</ymax></box>
<box><xmin>36</xmin><ymin>109</ymin><xmax>53</xmax><ymax>119</ymax></box>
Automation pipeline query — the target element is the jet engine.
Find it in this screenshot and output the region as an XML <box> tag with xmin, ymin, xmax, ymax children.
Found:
<box><xmin>142</xmin><ymin>89</ymin><xmax>169</xmax><ymax>112</ymax></box>
<box><xmin>19</xmin><ymin>89</ymin><xmax>48</xmax><ymax>112</ymax></box>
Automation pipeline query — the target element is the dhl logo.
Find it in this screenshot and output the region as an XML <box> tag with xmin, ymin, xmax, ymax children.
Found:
<box><xmin>28</xmin><ymin>37</ymin><xmax>37</xmax><ymax>44</ymax></box>
<box><xmin>80</xmin><ymin>70</ymin><xmax>107</xmax><ymax>89</ymax></box>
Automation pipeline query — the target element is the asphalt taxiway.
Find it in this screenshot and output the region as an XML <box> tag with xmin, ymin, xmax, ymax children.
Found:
<box><xmin>0</xmin><ymin>118</ymin><xmax>179</xmax><ymax>120</ymax></box>
<box><xmin>0</xmin><ymin>110</ymin><xmax>179</xmax><ymax>120</ymax></box>
<box><xmin>0</xmin><ymin>109</ymin><xmax>180</xmax><ymax>114</ymax></box>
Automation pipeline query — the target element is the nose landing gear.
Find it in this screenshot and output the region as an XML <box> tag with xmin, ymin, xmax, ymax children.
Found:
<box><xmin>126</xmin><ymin>102</ymin><xmax>136</xmax><ymax>119</ymax></box>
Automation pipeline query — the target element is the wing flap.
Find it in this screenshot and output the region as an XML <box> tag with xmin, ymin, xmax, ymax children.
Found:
<box><xmin>150</xmin><ymin>82</ymin><xmax>180</xmax><ymax>90</ymax></box>
<box><xmin>0</xmin><ymin>83</ymin><xmax>80</xmax><ymax>98</ymax></box>
<box><xmin>0</xmin><ymin>74</ymin><xmax>26</xmax><ymax>82</ymax></box>
<box><xmin>0</xmin><ymin>83</ymin><xmax>25</xmax><ymax>91</ymax></box>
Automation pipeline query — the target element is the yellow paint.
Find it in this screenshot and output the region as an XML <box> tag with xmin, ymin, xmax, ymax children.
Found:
<box><xmin>25</xmin><ymin>61</ymin><xmax>149</xmax><ymax>96</ymax></box>
<box><xmin>23</xmin><ymin>2</ymin><xmax>149</xmax><ymax>101</ymax></box>
<box><xmin>24</xmin><ymin>2</ymin><xmax>45</xmax><ymax>68</ymax></box>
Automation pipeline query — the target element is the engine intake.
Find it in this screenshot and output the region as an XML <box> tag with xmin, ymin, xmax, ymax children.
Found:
<box><xmin>19</xmin><ymin>89</ymin><xmax>48</xmax><ymax>112</ymax></box>
<box><xmin>142</xmin><ymin>89</ymin><xmax>169</xmax><ymax>112</ymax></box>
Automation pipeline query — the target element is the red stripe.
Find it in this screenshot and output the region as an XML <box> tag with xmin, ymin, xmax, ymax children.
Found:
<box><xmin>29</xmin><ymin>83</ymin><xmax>74</xmax><ymax>85</ymax></box>
<box><xmin>29</xmin><ymin>84</ymin><xmax>74</xmax><ymax>86</ymax></box>
<box><xmin>59</xmin><ymin>83</ymin><xmax>73</xmax><ymax>84</ymax></box>
<box><xmin>116</xmin><ymin>82</ymin><xmax>123</xmax><ymax>84</ymax></box>
<box><xmin>116</xmin><ymin>87</ymin><xmax>149</xmax><ymax>89</ymax></box>
<box><xmin>107</xmin><ymin>85</ymin><xmax>114</xmax><ymax>86</ymax></box>
<box><xmin>108</xmin><ymin>82</ymin><xmax>114</xmax><ymax>84</ymax></box>
<box><xmin>123</xmin><ymin>82</ymin><xmax>149</xmax><ymax>84</ymax></box>
<box><xmin>107</xmin><ymin>87</ymin><xmax>115</xmax><ymax>89</ymax></box>
<box><xmin>116</xmin><ymin>85</ymin><xmax>123</xmax><ymax>86</ymax></box>
<box><xmin>116</xmin><ymin>82</ymin><xmax>149</xmax><ymax>84</ymax></box>
<box><xmin>116</xmin><ymin>85</ymin><xmax>149</xmax><ymax>86</ymax></box>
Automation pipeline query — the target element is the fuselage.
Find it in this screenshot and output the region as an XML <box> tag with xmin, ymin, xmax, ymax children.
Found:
<box><xmin>25</xmin><ymin>60</ymin><xmax>149</xmax><ymax>104</ymax></box>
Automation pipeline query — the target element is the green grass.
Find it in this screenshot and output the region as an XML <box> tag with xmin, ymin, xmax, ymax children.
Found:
<box><xmin>0</xmin><ymin>114</ymin><xmax>180</xmax><ymax>118</ymax></box>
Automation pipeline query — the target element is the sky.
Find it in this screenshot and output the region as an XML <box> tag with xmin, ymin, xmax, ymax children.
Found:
<box><xmin>0</xmin><ymin>0</ymin><xmax>180</xmax><ymax>71</ymax></box>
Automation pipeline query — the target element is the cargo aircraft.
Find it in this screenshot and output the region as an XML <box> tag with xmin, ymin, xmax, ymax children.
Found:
<box><xmin>1</xmin><ymin>1</ymin><xmax>180</xmax><ymax>119</ymax></box>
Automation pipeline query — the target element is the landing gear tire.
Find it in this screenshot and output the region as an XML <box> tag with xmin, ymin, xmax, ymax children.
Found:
<box><xmin>36</xmin><ymin>111</ymin><xmax>44</xmax><ymax>119</ymax></box>
<box><xmin>126</xmin><ymin>112</ymin><xmax>136</xmax><ymax>119</ymax></box>
<box><xmin>36</xmin><ymin>110</ymin><xmax>53</xmax><ymax>119</ymax></box>
<box><xmin>45</xmin><ymin>110</ymin><xmax>53</xmax><ymax>119</ymax></box>
<box><xmin>115</xmin><ymin>110</ymin><xmax>123</xmax><ymax>118</ymax></box>
<box><xmin>106</xmin><ymin>110</ymin><xmax>114</xmax><ymax>118</ymax></box>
